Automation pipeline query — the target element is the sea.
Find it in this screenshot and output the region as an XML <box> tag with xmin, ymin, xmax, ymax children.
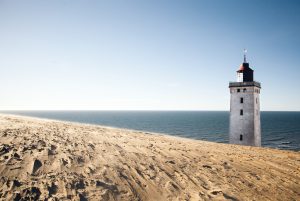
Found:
<box><xmin>1</xmin><ymin>111</ymin><xmax>300</xmax><ymax>151</ymax></box>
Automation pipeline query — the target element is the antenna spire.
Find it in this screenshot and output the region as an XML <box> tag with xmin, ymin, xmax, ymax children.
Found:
<box><xmin>243</xmin><ymin>49</ymin><xmax>247</xmax><ymax>63</ymax></box>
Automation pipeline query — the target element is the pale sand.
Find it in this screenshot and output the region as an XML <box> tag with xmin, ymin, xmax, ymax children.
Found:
<box><xmin>0</xmin><ymin>114</ymin><xmax>299</xmax><ymax>201</ymax></box>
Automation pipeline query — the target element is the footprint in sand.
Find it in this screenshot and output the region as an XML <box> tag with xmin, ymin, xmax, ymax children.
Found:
<box><xmin>0</xmin><ymin>144</ymin><xmax>11</xmax><ymax>156</ymax></box>
<box><xmin>31</xmin><ymin>159</ymin><xmax>42</xmax><ymax>175</ymax></box>
<box><xmin>165</xmin><ymin>181</ymin><xmax>180</xmax><ymax>193</ymax></box>
<box><xmin>209</xmin><ymin>189</ymin><xmax>238</xmax><ymax>201</ymax></box>
<box><xmin>48</xmin><ymin>182</ymin><xmax>58</xmax><ymax>197</ymax></box>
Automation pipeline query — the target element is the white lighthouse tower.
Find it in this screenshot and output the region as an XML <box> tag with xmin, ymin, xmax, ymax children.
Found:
<box><xmin>229</xmin><ymin>50</ymin><xmax>261</xmax><ymax>146</ymax></box>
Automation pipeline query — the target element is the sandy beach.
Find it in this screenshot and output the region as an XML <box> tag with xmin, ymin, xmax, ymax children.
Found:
<box><xmin>0</xmin><ymin>114</ymin><xmax>299</xmax><ymax>200</ymax></box>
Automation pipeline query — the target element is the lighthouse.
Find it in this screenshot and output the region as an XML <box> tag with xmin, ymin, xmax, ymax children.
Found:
<box><xmin>229</xmin><ymin>50</ymin><xmax>261</xmax><ymax>146</ymax></box>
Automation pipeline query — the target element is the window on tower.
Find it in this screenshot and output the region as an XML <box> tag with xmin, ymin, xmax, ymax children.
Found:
<box><xmin>237</xmin><ymin>89</ymin><xmax>240</xmax><ymax>92</ymax></box>
<box><xmin>240</xmin><ymin>97</ymin><xmax>243</xmax><ymax>103</ymax></box>
<box><xmin>240</xmin><ymin>135</ymin><xmax>243</xmax><ymax>141</ymax></box>
<box><xmin>237</xmin><ymin>72</ymin><xmax>243</xmax><ymax>82</ymax></box>
<box><xmin>240</xmin><ymin>109</ymin><xmax>243</xmax><ymax>115</ymax></box>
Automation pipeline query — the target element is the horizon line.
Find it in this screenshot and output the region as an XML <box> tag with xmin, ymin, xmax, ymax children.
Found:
<box><xmin>1</xmin><ymin>109</ymin><xmax>300</xmax><ymax>112</ymax></box>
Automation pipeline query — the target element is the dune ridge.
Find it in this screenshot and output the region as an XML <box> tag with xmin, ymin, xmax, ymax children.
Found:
<box><xmin>0</xmin><ymin>114</ymin><xmax>299</xmax><ymax>200</ymax></box>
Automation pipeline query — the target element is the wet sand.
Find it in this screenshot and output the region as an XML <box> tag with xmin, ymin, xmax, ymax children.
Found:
<box><xmin>0</xmin><ymin>114</ymin><xmax>299</xmax><ymax>200</ymax></box>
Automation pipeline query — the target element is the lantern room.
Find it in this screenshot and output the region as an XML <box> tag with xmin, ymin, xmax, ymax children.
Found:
<box><xmin>236</xmin><ymin>50</ymin><xmax>254</xmax><ymax>82</ymax></box>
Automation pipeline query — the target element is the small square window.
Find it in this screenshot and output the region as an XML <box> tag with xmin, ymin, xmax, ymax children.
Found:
<box><xmin>243</xmin><ymin>88</ymin><xmax>246</xmax><ymax>92</ymax></box>
<box><xmin>240</xmin><ymin>109</ymin><xmax>243</xmax><ymax>115</ymax></box>
<box><xmin>237</xmin><ymin>89</ymin><xmax>240</xmax><ymax>92</ymax></box>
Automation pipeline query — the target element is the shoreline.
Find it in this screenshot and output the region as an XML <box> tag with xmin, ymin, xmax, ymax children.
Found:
<box><xmin>0</xmin><ymin>114</ymin><xmax>299</xmax><ymax>200</ymax></box>
<box><xmin>1</xmin><ymin>112</ymin><xmax>299</xmax><ymax>152</ymax></box>
<box><xmin>0</xmin><ymin>113</ymin><xmax>196</xmax><ymax>144</ymax></box>
<box><xmin>1</xmin><ymin>112</ymin><xmax>226</xmax><ymax>146</ymax></box>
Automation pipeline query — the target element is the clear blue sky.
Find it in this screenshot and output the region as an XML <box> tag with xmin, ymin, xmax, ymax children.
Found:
<box><xmin>0</xmin><ymin>0</ymin><xmax>299</xmax><ymax>111</ymax></box>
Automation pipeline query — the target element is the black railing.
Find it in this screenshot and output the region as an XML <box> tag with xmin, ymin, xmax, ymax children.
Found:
<box><xmin>229</xmin><ymin>81</ymin><xmax>261</xmax><ymax>88</ymax></box>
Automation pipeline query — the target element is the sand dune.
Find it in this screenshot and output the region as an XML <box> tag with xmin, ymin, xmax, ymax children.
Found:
<box><xmin>0</xmin><ymin>114</ymin><xmax>299</xmax><ymax>200</ymax></box>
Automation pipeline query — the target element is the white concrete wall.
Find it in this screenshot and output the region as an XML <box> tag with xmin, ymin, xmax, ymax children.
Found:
<box><xmin>229</xmin><ymin>85</ymin><xmax>261</xmax><ymax>146</ymax></box>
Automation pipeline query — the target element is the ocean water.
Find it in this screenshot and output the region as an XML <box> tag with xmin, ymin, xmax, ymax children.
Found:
<box><xmin>1</xmin><ymin>111</ymin><xmax>300</xmax><ymax>151</ymax></box>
